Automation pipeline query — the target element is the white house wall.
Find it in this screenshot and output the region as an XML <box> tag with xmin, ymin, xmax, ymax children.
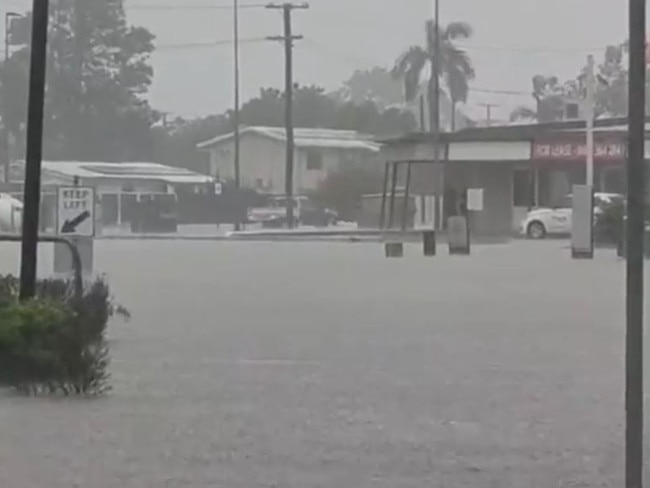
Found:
<box><xmin>448</xmin><ymin>141</ymin><xmax>531</xmax><ymax>161</ymax></box>
<box><xmin>209</xmin><ymin>134</ymin><xmax>286</xmax><ymax>193</ymax></box>
<box><xmin>208</xmin><ymin>133</ymin><xmax>378</xmax><ymax>194</ymax></box>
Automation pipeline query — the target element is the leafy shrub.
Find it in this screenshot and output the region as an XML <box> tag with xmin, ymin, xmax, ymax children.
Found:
<box><xmin>311</xmin><ymin>165</ymin><xmax>385</xmax><ymax>222</ymax></box>
<box><xmin>595</xmin><ymin>199</ymin><xmax>625</xmax><ymax>245</ymax></box>
<box><xmin>0</xmin><ymin>275</ymin><xmax>128</xmax><ymax>396</ymax></box>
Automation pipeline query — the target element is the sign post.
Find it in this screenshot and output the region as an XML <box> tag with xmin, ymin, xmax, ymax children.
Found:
<box><xmin>55</xmin><ymin>186</ymin><xmax>95</xmax><ymax>278</ymax></box>
<box><xmin>57</xmin><ymin>186</ymin><xmax>95</xmax><ymax>238</ymax></box>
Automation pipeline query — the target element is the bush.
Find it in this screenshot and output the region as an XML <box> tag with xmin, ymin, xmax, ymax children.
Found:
<box><xmin>0</xmin><ymin>276</ymin><xmax>128</xmax><ymax>396</ymax></box>
<box><xmin>311</xmin><ymin>165</ymin><xmax>385</xmax><ymax>222</ymax></box>
<box><xmin>595</xmin><ymin>200</ymin><xmax>625</xmax><ymax>245</ymax></box>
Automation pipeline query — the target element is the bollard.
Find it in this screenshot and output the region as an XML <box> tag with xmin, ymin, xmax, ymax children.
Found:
<box><xmin>385</xmin><ymin>242</ymin><xmax>404</xmax><ymax>258</ymax></box>
<box><xmin>448</xmin><ymin>216</ymin><xmax>470</xmax><ymax>255</ymax></box>
<box><xmin>422</xmin><ymin>230</ymin><xmax>436</xmax><ymax>256</ymax></box>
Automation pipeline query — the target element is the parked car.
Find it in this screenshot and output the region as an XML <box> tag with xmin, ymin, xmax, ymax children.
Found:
<box><xmin>520</xmin><ymin>192</ymin><xmax>624</xmax><ymax>239</ymax></box>
<box><xmin>248</xmin><ymin>196</ymin><xmax>337</xmax><ymax>228</ymax></box>
<box><xmin>0</xmin><ymin>193</ymin><xmax>22</xmax><ymax>234</ymax></box>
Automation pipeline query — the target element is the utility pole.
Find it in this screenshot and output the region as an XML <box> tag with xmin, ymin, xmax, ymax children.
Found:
<box><xmin>232</xmin><ymin>0</ymin><xmax>242</xmax><ymax>231</ymax></box>
<box><xmin>478</xmin><ymin>102</ymin><xmax>498</xmax><ymax>127</ymax></box>
<box><xmin>266</xmin><ymin>2</ymin><xmax>308</xmax><ymax>229</ymax></box>
<box><xmin>19</xmin><ymin>0</ymin><xmax>49</xmax><ymax>300</ymax></box>
<box><xmin>626</xmin><ymin>0</ymin><xmax>645</xmax><ymax>485</ymax></box>
<box><xmin>585</xmin><ymin>54</ymin><xmax>595</xmax><ymax>188</ymax></box>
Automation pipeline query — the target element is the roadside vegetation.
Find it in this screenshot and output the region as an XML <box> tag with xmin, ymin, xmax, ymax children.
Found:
<box><xmin>0</xmin><ymin>276</ymin><xmax>128</xmax><ymax>396</ymax></box>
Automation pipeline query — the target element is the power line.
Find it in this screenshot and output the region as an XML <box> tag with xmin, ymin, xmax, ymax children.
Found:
<box><xmin>457</xmin><ymin>43</ymin><xmax>601</xmax><ymax>54</ymax></box>
<box><xmin>155</xmin><ymin>37</ymin><xmax>266</xmax><ymax>51</ymax></box>
<box><xmin>126</xmin><ymin>2</ymin><xmax>267</xmax><ymax>10</ymax></box>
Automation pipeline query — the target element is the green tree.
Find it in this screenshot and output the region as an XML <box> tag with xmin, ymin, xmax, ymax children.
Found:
<box><xmin>2</xmin><ymin>0</ymin><xmax>157</xmax><ymax>162</ymax></box>
<box><xmin>311</xmin><ymin>165</ymin><xmax>385</xmax><ymax>221</ymax></box>
<box><xmin>595</xmin><ymin>43</ymin><xmax>628</xmax><ymax>117</ymax></box>
<box><xmin>332</xmin><ymin>67</ymin><xmax>404</xmax><ymax>109</ymax></box>
<box><xmin>392</xmin><ymin>20</ymin><xmax>475</xmax><ymax>131</ymax></box>
<box><xmin>157</xmin><ymin>84</ymin><xmax>415</xmax><ymax>173</ymax></box>
<box><xmin>510</xmin><ymin>75</ymin><xmax>569</xmax><ymax>123</ymax></box>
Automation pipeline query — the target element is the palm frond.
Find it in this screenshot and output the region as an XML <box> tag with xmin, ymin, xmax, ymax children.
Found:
<box><xmin>446</xmin><ymin>67</ymin><xmax>470</xmax><ymax>103</ymax></box>
<box><xmin>391</xmin><ymin>46</ymin><xmax>427</xmax><ymax>78</ymax></box>
<box><xmin>392</xmin><ymin>46</ymin><xmax>428</xmax><ymax>102</ymax></box>
<box><xmin>446</xmin><ymin>48</ymin><xmax>475</xmax><ymax>79</ymax></box>
<box><xmin>443</xmin><ymin>22</ymin><xmax>473</xmax><ymax>41</ymax></box>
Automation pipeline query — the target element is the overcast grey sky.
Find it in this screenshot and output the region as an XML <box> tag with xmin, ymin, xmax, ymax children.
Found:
<box><xmin>0</xmin><ymin>0</ymin><xmax>637</xmax><ymax>120</ymax></box>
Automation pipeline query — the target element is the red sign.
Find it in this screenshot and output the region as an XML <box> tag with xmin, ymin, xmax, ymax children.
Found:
<box><xmin>532</xmin><ymin>140</ymin><xmax>626</xmax><ymax>161</ymax></box>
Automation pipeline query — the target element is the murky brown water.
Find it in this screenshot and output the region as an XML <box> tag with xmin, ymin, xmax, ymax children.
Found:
<box><xmin>0</xmin><ymin>241</ymin><xmax>635</xmax><ymax>487</ymax></box>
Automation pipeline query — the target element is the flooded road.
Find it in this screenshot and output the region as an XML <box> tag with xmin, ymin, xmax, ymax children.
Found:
<box><xmin>0</xmin><ymin>240</ymin><xmax>635</xmax><ymax>487</ymax></box>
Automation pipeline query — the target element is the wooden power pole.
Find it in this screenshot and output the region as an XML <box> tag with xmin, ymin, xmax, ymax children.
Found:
<box><xmin>266</xmin><ymin>2</ymin><xmax>308</xmax><ymax>229</ymax></box>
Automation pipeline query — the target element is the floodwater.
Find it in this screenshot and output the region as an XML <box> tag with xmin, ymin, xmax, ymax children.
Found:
<box><xmin>0</xmin><ymin>240</ymin><xmax>639</xmax><ymax>487</ymax></box>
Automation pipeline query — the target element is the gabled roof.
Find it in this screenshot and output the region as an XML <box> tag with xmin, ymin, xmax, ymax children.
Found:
<box><xmin>197</xmin><ymin>126</ymin><xmax>381</xmax><ymax>152</ymax></box>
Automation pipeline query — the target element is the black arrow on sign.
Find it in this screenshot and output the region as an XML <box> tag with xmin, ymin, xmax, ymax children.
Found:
<box><xmin>61</xmin><ymin>210</ymin><xmax>91</xmax><ymax>234</ymax></box>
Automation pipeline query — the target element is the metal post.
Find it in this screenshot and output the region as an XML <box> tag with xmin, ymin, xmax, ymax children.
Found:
<box><xmin>2</xmin><ymin>12</ymin><xmax>19</xmax><ymax>185</ymax></box>
<box><xmin>233</xmin><ymin>0</ymin><xmax>242</xmax><ymax>231</ymax></box>
<box><xmin>626</xmin><ymin>0</ymin><xmax>645</xmax><ymax>486</ymax></box>
<box><xmin>19</xmin><ymin>0</ymin><xmax>49</xmax><ymax>301</ymax></box>
<box><xmin>387</xmin><ymin>161</ymin><xmax>399</xmax><ymax>229</ymax></box>
<box><xmin>379</xmin><ymin>160</ymin><xmax>390</xmax><ymax>229</ymax></box>
<box><xmin>585</xmin><ymin>54</ymin><xmax>595</xmax><ymax>188</ymax></box>
<box><xmin>401</xmin><ymin>162</ymin><xmax>412</xmax><ymax>231</ymax></box>
<box><xmin>432</xmin><ymin>0</ymin><xmax>441</xmax><ymax>230</ymax></box>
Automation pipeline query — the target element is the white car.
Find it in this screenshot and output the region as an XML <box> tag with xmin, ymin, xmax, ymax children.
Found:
<box><xmin>0</xmin><ymin>193</ymin><xmax>23</xmax><ymax>234</ymax></box>
<box><xmin>521</xmin><ymin>192</ymin><xmax>624</xmax><ymax>239</ymax></box>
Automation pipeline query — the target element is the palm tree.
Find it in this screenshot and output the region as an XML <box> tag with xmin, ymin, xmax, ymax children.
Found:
<box><xmin>392</xmin><ymin>20</ymin><xmax>475</xmax><ymax>131</ymax></box>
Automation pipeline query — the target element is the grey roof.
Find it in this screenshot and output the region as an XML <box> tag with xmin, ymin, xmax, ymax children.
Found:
<box><xmin>197</xmin><ymin>126</ymin><xmax>381</xmax><ymax>152</ymax></box>
<box><xmin>13</xmin><ymin>161</ymin><xmax>213</xmax><ymax>185</ymax></box>
<box><xmin>379</xmin><ymin>117</ymin><xmax>650</xmax><ymax>145</ymax></box>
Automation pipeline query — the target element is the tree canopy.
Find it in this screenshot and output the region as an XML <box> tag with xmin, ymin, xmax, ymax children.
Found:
<box><xmin>2</xmin><ymin>0</ymin><xmax>157</xmax><ymax>162</ymax></box>
<box><xmin>154</xmin><ymin>84</ymin><xmax>416</xmax><ymax>172</ymax></box>
<box><xmin>510</xmin><ymin>41</ymin><xmax>646</xmax><ymax>123</ymax></box>
<box><xmin>392</xmin><ymin>20</ymin><xmax>475</xmax><ymax>131</ymax></box>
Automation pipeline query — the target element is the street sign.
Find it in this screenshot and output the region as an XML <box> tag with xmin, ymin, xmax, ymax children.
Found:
<box><xmin>57</xmin><ymin>186</ymin><xmax>95</xmax><ymax>237</ymax></box>
<box><xmin>467</xmin><ymin>188</ymin><xmax>484</xmax><ymax>211</ymax></box>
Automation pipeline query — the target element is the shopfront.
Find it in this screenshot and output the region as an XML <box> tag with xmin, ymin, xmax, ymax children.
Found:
<box><xmin>530</xmin><ymin>136</ymin><xmax>627</xmax><ymax>205</ymax></box>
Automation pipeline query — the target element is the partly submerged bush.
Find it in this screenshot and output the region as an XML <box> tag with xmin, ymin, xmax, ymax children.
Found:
<box><xmin>0</xmin><ymin>275</ymin><xmax>128</xmax><ymax>396</ymax></box>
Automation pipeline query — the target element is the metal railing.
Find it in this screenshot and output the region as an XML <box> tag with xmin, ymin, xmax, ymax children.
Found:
<box><xmin>0</xmin><ymin>235</ymin><xmax>83</xmax><ymax>300</ymax></box>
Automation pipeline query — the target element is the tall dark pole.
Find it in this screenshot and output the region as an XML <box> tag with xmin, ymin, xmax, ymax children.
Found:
<box><xmin>282</xmin><ymin>4</ymin><xmax>294</xmax><ymax>228</ymax></box>
<box><xmin>626</xmin><ymin>0</ymin><xmax>645</xmax><ymax>486</ymax></box>
<box><xmin>432</xmin><ymin>0</ymin><xmax>441</xmax><ymax>230</ymax></box>
<box><xmin>266</xmin><ymin>2</ymin><xmax>308</xmax><ymax>229</ymax></box>
<box><xmin>233</xmin><ymin>0</ymin><xmax>242</xmax><ymax>231</ymax></box>
<box><xmin>19</xmin><ymin>0</ymin><xmax>49</xmax><ymax>300</ymax></box>
<box><xmin>2</xmin><ymin>14</ymin><xmax>10</xmax><ymax>185</ymax></box>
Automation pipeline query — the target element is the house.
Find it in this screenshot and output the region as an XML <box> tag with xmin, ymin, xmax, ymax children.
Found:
<box><xmin>196</xmin><ymin>126</ymin><xmax>381</xmax><ymax>194</ymax></box>
<box><xmin>7</xmin><ymin>160</ymin><xmax>214</xmax><ymax>229</ymax></box>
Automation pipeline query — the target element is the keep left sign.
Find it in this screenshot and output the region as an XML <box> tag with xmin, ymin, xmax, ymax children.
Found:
<box><xmin>57</xmin><ymin>186</ymin><xmax>95</xmax><ymax>237</ymax></box>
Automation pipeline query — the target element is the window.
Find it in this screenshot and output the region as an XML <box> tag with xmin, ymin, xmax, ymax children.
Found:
<box><xmin>306</xmin><ymin>150</ymin><xmax>323</xmax><ymax>171</ymax></box>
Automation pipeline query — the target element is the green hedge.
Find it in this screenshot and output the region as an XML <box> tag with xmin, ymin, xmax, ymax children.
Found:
<box><xmin>0</xmin><ymin>276</ymin><xmax>128</xmax><ymax>396</ymax></box>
